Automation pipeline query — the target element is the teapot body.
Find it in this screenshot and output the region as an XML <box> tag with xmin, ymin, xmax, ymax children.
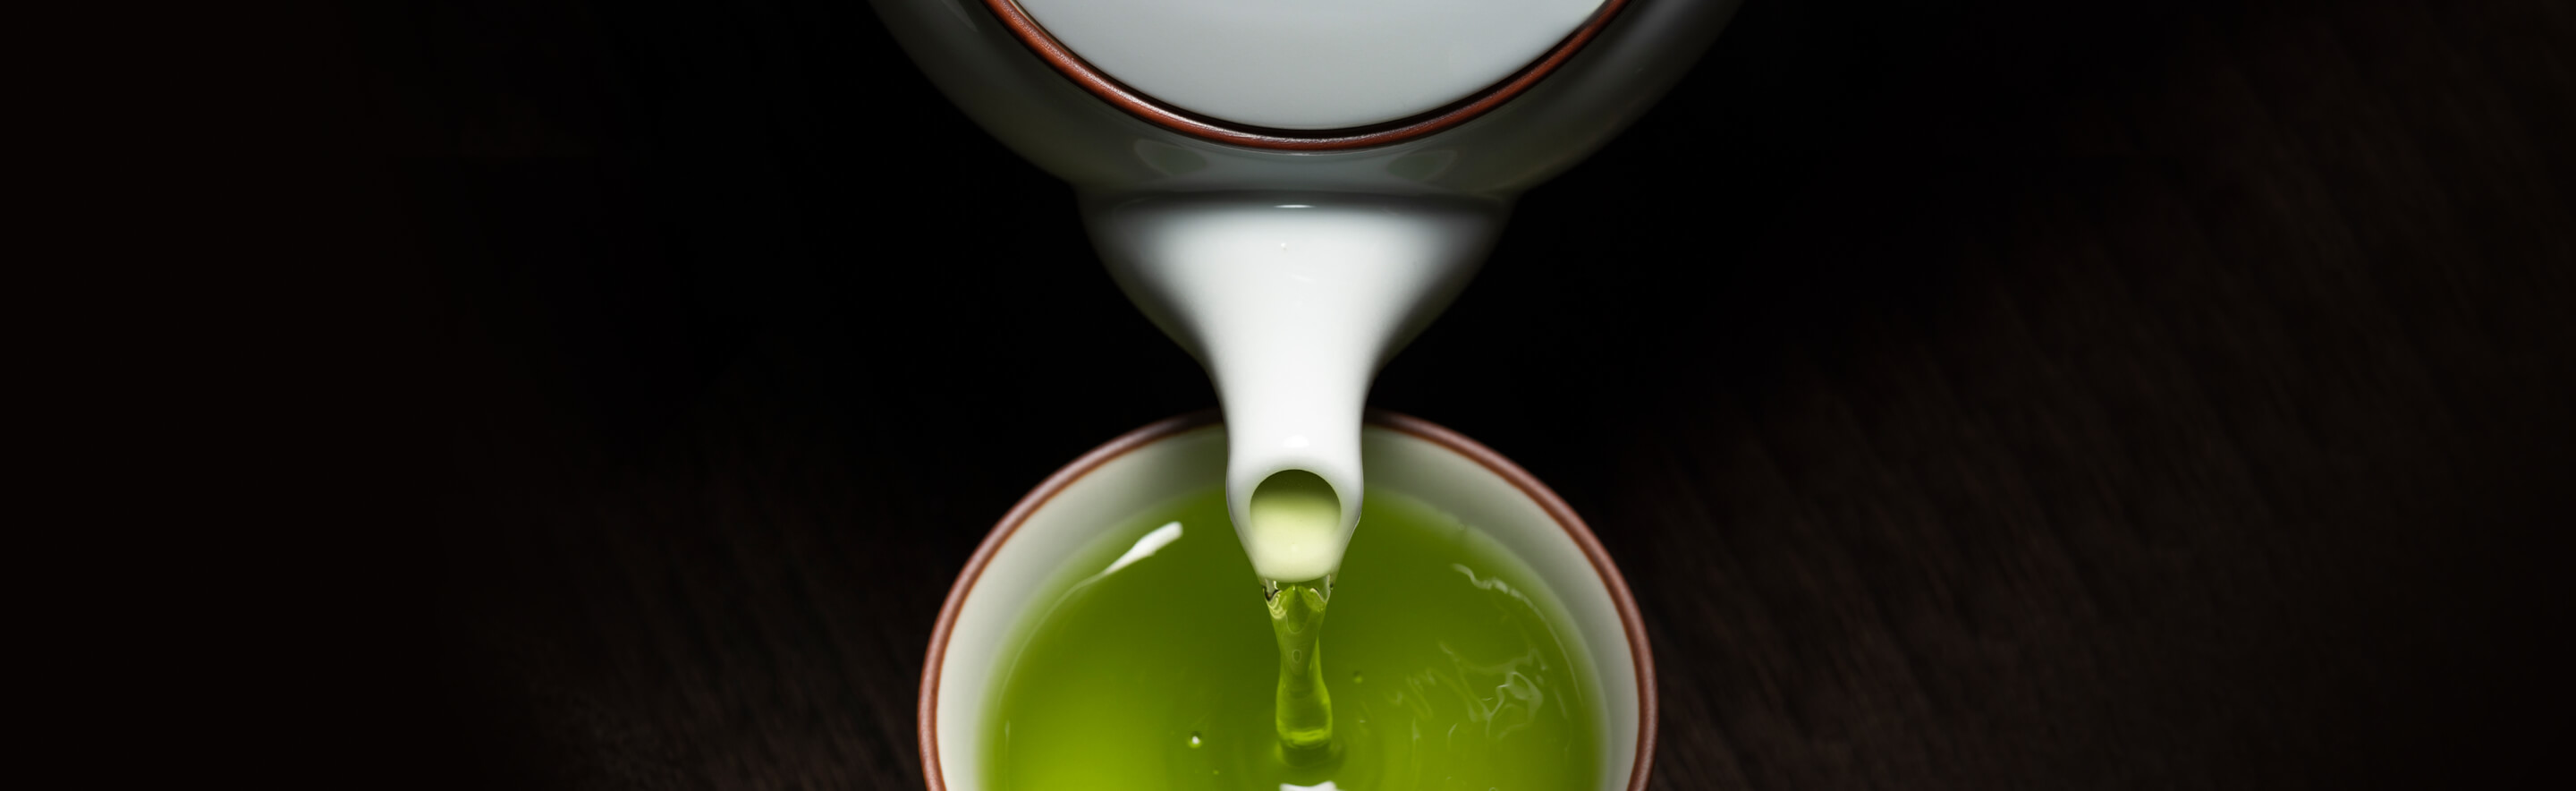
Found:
<box><xmin>867</xmin><ymin>0</ymin><xmax>1743</xmax><ymax>203</ymax></box>
<box><xmin>870</xmin><ymin>0</ymin><xmax>1742</xmax><ymax>579</ymax></box>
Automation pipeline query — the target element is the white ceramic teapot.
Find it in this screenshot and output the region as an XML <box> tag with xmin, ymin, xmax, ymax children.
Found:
<box><xmin>870</xmin><ymin>0</ymin><xmax>1742</xmax><ymax>583</ymax></box>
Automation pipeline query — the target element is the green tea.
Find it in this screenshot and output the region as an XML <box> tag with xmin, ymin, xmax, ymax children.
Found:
<box><xmin>1264</xmin><ymin>574</ymin><xmax>1335</xmax><ymax>763</ymax></box>
<box><xmin>984</xmin><ymin>487</ymin><xmax>1604</xmax><ymax>790</ymax></box>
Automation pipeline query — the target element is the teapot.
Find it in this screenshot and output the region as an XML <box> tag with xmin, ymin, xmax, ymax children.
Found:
<box><xmin>869</xmin><ymin>0</ymin><xmax>1742</xmax><ymax>583</ymax></box>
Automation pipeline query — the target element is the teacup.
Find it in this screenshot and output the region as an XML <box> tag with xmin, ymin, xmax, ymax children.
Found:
<box><xmin>919</xmin><ymin>409</ymin><xmax>1656</xmax><ymax>790</ymax></box>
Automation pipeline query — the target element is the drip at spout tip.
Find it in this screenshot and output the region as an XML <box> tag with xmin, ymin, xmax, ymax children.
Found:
<box><xmin>1086</xmin><ymin>192</ymin><xmax>1505</xmax><ymax>580</ymax></box>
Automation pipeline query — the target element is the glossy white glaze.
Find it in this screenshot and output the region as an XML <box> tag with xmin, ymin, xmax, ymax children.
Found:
<box><xmin>931</xmin><ymin>423</ymin><xmax>1644</xmax><ymax>790</ymax></box>
<box><xmin>871</xmin><ymin>0</ymin><xmax>1741</xmax><ymax>586</ymax></box>
<box><xmin>1090</xmin><ymin>194</ymin><xmax>1500</xmax><ymax>580</ymax></box>
<box><xmin>1011</xmin><ymin>0</ymin><xmax>1606</xmax><ymax>130</ymax></box>
<box><xmin>870</xmin><ymin>0</ymin><xmax>1741</xmax><ymax>196</ymax></box>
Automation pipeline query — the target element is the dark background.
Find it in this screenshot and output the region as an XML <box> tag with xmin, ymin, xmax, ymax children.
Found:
<box><xmin>311</xmin><ymin>0</ymin><xmax>2571</xmax><ymax>787</ymax></box>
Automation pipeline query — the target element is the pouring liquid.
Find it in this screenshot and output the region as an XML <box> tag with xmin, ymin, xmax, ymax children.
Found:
<box><xmin>1248</xmin><ymin>469</ymin><xmax>1345</xmax><ymax>760</ymax></box>
<box><xmin>1262</xmin><ymin>575</ymin><xmax>1334</xmax><ymax>763</ymax></box>
<box><xmin>1090</xmin><ymin>194</ymin><xmax>1506</xmax><ymax>764</ymax></box>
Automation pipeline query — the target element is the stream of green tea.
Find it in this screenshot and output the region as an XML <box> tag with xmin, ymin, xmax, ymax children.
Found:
<box><xmin>1264</xmin><ymin>574</ymin><xmax>1335</xmax><ymax>763</ymax></box>
<box><xmin>1247</xmin><ymin>469</ymin><xmax>1344</xmax><ymax>763</ymax></box>
<box><xmin>984</xmin><ymin>488</ymin><xmax>1601</xmax><ymax>790</ymax></box>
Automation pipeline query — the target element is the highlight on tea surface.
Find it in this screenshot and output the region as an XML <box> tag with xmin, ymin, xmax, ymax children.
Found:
<box><xmin>983</xmin><ymin>488</ymin><xmax>1603</xmax><ymax>790</ymax></box>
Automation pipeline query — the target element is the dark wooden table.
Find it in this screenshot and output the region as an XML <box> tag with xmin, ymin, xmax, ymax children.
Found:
<box><xmin>342</xmin><ymin>0</ymin><xmax>2569</xmax><ymax>787</ymax></box>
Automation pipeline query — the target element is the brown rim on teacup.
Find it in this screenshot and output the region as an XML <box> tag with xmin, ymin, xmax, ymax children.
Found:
<box><xmin>918</xmin><ymin>408</ymin><xmax>1657</xmax><ymax>791</ymax></box>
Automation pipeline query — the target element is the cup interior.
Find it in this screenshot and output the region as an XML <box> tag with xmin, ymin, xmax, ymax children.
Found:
<box><xmin>919</xmin><ymin>411</ymin><xmax>1654</xmax><ymax>790</ymax></box>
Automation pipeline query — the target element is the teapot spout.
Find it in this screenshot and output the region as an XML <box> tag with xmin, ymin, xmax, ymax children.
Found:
<box><xmin>1086</xmin><ymin>192</ymin><xmax>1505</xmax><ymax>582</ymax></box>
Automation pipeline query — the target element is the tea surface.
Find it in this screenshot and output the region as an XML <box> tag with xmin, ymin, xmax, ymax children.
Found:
<box><xmin>985</xmin><ymin>488</ymin><xmax>1603</xmax><ymax>791</ymax></box>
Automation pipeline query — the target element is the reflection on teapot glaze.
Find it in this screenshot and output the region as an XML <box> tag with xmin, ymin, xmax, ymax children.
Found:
<box><xmin>930</xmin><ymin>0</ymin><xmax>978</xmax><ymax>31</ymax></box>
<box><xmin>1387</xmin><ymin>149</ymin><xmax>1458</xmax><ymax>183</ymax></box>
<box><xmin>1133</xmin><ymin>139</ymin><xmax>1208</xmax><ymax>176</ymax></box>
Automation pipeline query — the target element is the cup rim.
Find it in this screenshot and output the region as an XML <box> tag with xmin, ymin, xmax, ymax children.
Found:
<box><xmin>917</xmin><ymin>408</ymin><xmax>1657</xmax><ymax>791</ymax></box>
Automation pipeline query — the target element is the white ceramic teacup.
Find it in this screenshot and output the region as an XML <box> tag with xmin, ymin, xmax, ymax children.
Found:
<box><xmin>919</xmin><ymin>410</ymin><xmax>1657</xmax><ymax>791</ymax></box>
